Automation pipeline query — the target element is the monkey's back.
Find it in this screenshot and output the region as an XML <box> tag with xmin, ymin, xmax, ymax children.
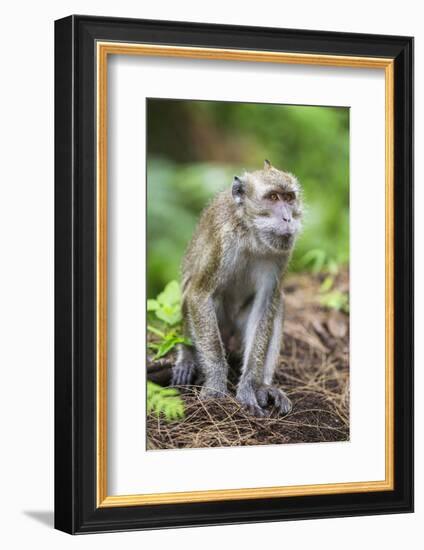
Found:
<box><xmin>181</xmin><ymin>190</ymin><xmax>244</xmax><ymax>296</ymax></box>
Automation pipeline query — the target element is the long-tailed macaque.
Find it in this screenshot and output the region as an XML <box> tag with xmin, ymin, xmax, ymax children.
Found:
<box><xmin>172</xmin><ymin>160</ymin><xmax>303</xmax><ymax>416</ymax></box>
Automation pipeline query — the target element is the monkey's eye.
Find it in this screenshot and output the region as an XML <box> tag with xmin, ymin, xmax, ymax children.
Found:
<box><xmin>269</xmin><ymin>193</ymin><xmax>280</xmax><ymax>202</ymax></box>
<box><xmin>282</xmin><ymin>192</ymin><xmax>296</xmax><ymax>203</ymax></box>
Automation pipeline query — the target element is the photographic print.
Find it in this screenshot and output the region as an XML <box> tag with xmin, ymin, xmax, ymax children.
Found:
<box><xmin>146</xmin><ymin>98</ymin><xmax>350</xmax><ymax>450</ymax></box>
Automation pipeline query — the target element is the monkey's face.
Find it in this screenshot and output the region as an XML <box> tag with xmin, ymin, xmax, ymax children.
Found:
<box><xmin>255</xmin><ymin>187</ymin><xmax>302</xmax><ymax>249</ymax></box>
<box><xmin>233</xmin><ymin>163</ymin><xmax>303</xmax><ymax>253</ymax></box>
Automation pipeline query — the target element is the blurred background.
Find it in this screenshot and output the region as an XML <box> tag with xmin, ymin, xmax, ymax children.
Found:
<box><xmin>147</xmin><ymin>99</ymin><xmax>349</xmax><ymax>297</ymax></box>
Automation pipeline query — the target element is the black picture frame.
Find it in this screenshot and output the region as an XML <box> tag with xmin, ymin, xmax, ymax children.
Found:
<box><xmin>55</xmin><ymin>14</ymin><xmax>414</xmax><ymax>534</ymax></box>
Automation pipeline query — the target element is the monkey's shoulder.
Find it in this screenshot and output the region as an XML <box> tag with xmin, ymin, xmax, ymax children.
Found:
<box><xmin>186</xmin><ymin>192</ymin><xmax>243</xmax><ymax>250</ymax></box>
<box><xmin>201</xmin><ymin>190</ymin><xmax>239</xmax><ymax>225</ymax></box>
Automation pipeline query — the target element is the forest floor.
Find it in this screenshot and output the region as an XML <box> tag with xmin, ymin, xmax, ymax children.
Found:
<box><xmin>146</xmin><ymin>269</ymin><xmax>349</xmax><ymax>450</ymax></box>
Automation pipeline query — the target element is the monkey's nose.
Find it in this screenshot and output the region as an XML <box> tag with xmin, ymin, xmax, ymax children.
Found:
<box><xmin>282</xmin><ymin>216</ymin><xmax>292</xmax><ymax>223</ymax></box>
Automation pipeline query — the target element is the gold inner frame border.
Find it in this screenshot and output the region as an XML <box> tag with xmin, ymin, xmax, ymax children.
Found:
<box><xmin>96</xmin><ymin>42</ymin><xmax>394</xmax><ymax>508</ymax></box>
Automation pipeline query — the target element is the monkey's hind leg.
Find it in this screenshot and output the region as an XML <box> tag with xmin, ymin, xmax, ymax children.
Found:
<box><xmin>172</xmin><ymin>344</ymin><xmax>198</xmax><ymax>387</ymax></box>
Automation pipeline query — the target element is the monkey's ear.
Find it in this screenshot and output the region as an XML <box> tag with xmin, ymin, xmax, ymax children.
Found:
<box><xmin>232</xmin><ymin>176</ymin><xmax>245</xmax><ymax>204</ymax></box>
<box><xmin>264</xmin><ymin>159</ymin><xmax>272</xmax><ymax>170</ymax></box>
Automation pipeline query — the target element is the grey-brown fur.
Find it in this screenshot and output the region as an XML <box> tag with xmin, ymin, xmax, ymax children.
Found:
<box><xmin>172</xmin><ymin>161</ymin><xmax>303</xmax><ymax>416</ymax></box>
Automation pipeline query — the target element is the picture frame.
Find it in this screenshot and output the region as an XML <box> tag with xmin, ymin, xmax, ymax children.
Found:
<box><xmin>54</xmin><ymin>15</ymin><xmax>414</xmax><ymax>534</ymax></box>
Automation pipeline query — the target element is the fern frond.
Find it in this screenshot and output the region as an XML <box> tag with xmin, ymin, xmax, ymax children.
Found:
<box><xmin>147</xmin><ymin>381</ymin><xmax>185</xmax><ymax>421</ymax></box>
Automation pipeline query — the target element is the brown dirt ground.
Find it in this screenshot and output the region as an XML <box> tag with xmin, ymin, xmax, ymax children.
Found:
<box><xmin>146</xmin><ymin>270</ymin><xmax>349</xmax><ymax>450</ymax></box>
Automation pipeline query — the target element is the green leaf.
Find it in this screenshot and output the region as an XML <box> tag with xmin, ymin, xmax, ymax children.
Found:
<box><xmin>147</xmin><ymin>342</ymin><xmax>160</xmax><ymax>351</ymax></box>
<box><xmin>149</xmin><ymin>281</ymin><xmax>183</xmax><ymax>326</ymax></box>
<box><xmin>319</xmin><ymin>290</ymin><xmax>349</xmax><ymax>312</ymax></box>
<box><xmin>155</xmin><ymin>339</ymin><xmax>179</xmax><ymax>359</ymax></box>
<box><xmin>155</xmin><ymin>305</ymin><xmax>182</xmax><ymax>326</ymax></box>
<box><xmin>146</xmin><ymin>281</ymin><xmax>190</xmax><ymax>358</ymax></box>
<box><xmin>157</xmin><ymin>280</ymin><xmax>181</xmax><ymax>307</ymax></box>
<box><xmin>154</xmin><ymin>335</ymin><xmax>188</xmax><ymax>359</ymax></box>
<box><xmin>147</xmin><ymin>299</ymin><xmax>159</xmax><ymax>311</ymax></box>
<box><xmin>147</xmin><ymin>381</ymin><xmax>185</xmax><ymax>421</ymax></box>
<box><xmin>147</xmin><ymin>324</ymin><xmax>166</xmax><ymax>338</ymax></box>
<box><xmin>320</xmin><ymin>275</ymin><xmax>334</xmax><ymax>293</ymax></box>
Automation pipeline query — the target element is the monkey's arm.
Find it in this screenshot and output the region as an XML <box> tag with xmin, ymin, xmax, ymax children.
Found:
<box><xmin>185</xmin><ymin>290</ymin><xmax>229</xmax><ymax>398</ymax></box>
<box><xmin>237</xmin><ymin>284</ymin><xmax>291</xmax><ymax>416</ymax></box>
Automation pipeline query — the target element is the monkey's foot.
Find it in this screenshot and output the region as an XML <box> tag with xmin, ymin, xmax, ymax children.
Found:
<box><xmin>236</xmin><ymin>385</ymin><xmax>266</xmax><ymax>417</ymax></box>
<box><xmin>256</xmin><ymin>385</ymin><xmax>292</xmax><ymax>415</ymax></box>
<box><xmin>199</xmin><ymin>385</ymin><xmax>229</xmax><ymax>400</ymax></box>
<box><xmin>171</xmin><ymin>361</ymin><xmax>197</xmax><ymax>386</ymax></box>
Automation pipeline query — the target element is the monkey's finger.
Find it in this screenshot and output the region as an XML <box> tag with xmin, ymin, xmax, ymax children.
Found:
<box><xmin>267</xmin><ymin>388</ymin><xmax>291</xmax><ymax>414</ymax></box>
<box><xmin>178</xmin><ymin>369</ymin><xmax>186</xmax><ymax>385</ymax></box>
<box><xmin>278</xmin><ymin>398</ymin><xmax>293</xmax><ymax>415</ymax></box>
<box><xmin>171</xmin><ymin>371</ymin><xmax>178</xmax><ymax>386</ymax></box>
<box><xmin>247</xmin><ymin>404</ymin><xmax>266</xmax><ymax>418</ymax></box>
<box><xmin>271</xmin><ymin>391</ymin><xmax>282</xmax><ymax>409</ymax></box>
<box><xmin>171</xmin><ymin>368</ymin><xmax>185</xmax><ymax>386</ymax></box>
<box><xmin>256</xmin><ymin>391</ymin><xmax>269</xmax><ymax>408</ymax></box>
<box><xmin>182</xmin><ymin>368</ymin><xmax>194</xmax><ymax>386</ymax></box>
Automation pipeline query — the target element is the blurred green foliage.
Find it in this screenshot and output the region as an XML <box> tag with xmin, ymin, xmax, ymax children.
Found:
<box><xmin>147</xmin><ymin>99</ymin><xmax>349</xmax><ymax>297</ymax></box>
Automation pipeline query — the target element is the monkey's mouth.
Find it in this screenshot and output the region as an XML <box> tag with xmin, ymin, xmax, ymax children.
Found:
<box><xmin>263</xmin><ymin>231</ymin><xmax>295</xmax><ymax>251</ymax></box>
<box><xmin>278</xmin><ymin>233</ymin><xmax>295</xmax><ymax>249</ymax></box>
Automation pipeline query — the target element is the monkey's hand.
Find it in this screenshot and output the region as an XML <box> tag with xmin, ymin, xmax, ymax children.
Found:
<box><xmin>256</xmin><ymin>385</ymin><xmax>292</xmax><ymax>416</ymax></box>
<box><xmin>236</xmin><ymin>383</ymin><xmax>267</xmax><ymax>417</ymax></box>
<box><xmin>171</xmin><ymin>361</ymin><xmax>196</xmax><ymax>386</ymax></box>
